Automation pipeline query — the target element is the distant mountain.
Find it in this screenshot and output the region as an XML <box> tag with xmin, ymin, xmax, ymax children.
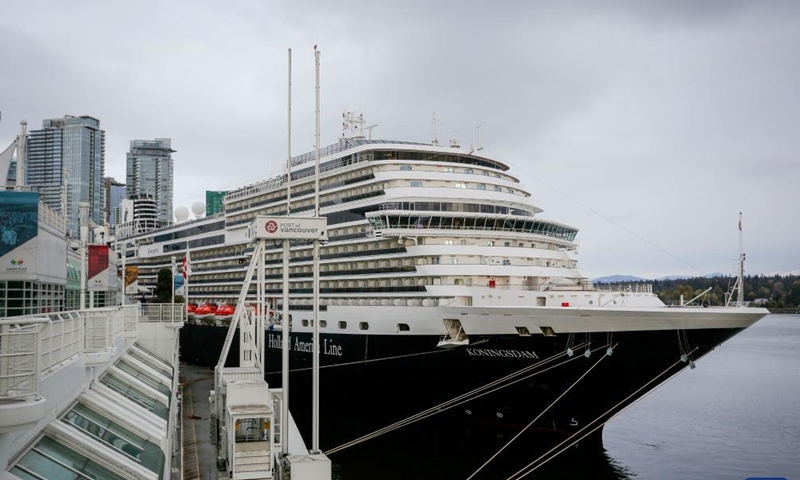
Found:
<box><xmin>592</xmin><ymin>275</ymin><xmax>647</xmax><ymax>283</ymax></box>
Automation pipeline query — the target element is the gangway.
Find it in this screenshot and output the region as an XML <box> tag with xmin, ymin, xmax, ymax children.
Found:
<box><xmin>210</xmin><ymin>215</ymin><xmax>330</xmax><ymax>480</ymax></box>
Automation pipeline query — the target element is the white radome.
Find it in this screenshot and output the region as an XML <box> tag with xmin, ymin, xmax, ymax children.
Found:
<box><xmin>174</xmin><ymin>206</ymin><xmax>190</xmax><ymax>222</ymax></box>
<box><xmin>191</xmin><ymin>201</ymin><xmax>205</xmax><ymax>217</ymax></box>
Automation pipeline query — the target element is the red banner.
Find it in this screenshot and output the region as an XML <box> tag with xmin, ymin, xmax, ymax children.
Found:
<box><xmin>88</xmin><ymin>245</ymin><xmax>109</xmax><ymax>279</ymax></box>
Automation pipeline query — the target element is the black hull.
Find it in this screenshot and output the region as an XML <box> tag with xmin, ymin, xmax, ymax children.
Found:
<box><xmin>180</xmin><ymin>325</ymin><xmax>743</xmax><ymax>479</ymax></box>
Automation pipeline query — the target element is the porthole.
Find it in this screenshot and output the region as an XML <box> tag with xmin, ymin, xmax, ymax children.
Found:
<box><xmin>338</xmin><ymin>321</ymin><xmax>347</xmax><ymax>329</ymax></box>
<box><xmin>301</xmin><ymin>319</ymin><xmax>309</xmax><ymax>327</ymax></box>
<box><xmin>320</xmin><ymin>320</ymin><xmax>327</xmax><ymax>328</ymax></box>
<box><xmin>397</xmin><ymin>323</ymin><xmax>410</xmax><ymax>332</ymax></box>
<box><xmin>359</xmin><ymin>322</ymin><xmax>369</xmax><ymax>331</ymax></box>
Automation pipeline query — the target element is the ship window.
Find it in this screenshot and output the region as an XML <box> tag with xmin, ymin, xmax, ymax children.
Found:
<box><xmin>301</xmin><ymin>319</ymin><xmax>309</xmax><ymax>327</ymax></box>
<box><xmin>400</xmin><ymin>165</ymin><xmax>412</xmax><ymax>171</ymax></box>
<box><xmin>515</xmin><ymin>326</ymin><xmax>531</xmax><ymax>336</ymax></box>
<box><xmin>465</xmin><ymin>168</ymin><xmax>474</xmax><ymax>174</ymax></box>
<box><xmin>444</xmin><ymin>240</ymin><xmax>453</xmax><ymax>245</ymax></box>
<box><xmin>320</xmin><ymin>320</ymin><xmax>327</xmax><ymax>328</ymax></box>
<box><xmin>338</xmin><ymin>321</ymin><xmax>347</xmax><ymax>329</ymax></box>
<box><xmin>410</xmin><ymin>181</ymin><xmax>423</xmax><ymax>187</ymax></box>
<box><xmin>397</xmin><ymin>323</ymin><xmax>410</xmax><ymax>332</ymax></box>
<box><xmin>359</xmin><ymin>322</ymin><xmax>369</xmax><ymax>330</ymax></box>
<box><xmin>494</xmin><ymin>186</ymin><xmax>502</xmax><ymax>192</ymax></box>
<box><xmin>487</xmin><ymin>241</ymin><xmax>494</xmax><ymax>246</ymax></box>
<box><xmin>539</xmin><ymin>326</ymin><xmax>556</xmax><ymax>336</ymax></box>
<box><xmin>444</xmin><ymin>167</ymin><xmax>455</xmax><ymax>173</ymax></box>
<box><xmin>477</xmin><ymin>184</ymin><xmax>486</xmax><ymax>190</ymax></box>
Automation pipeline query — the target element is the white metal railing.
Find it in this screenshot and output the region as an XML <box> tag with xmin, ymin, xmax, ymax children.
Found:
<box><xmin>0</xmin><ymin>304</ymin><xmax>178</xmax><ymax>402</ymax></box>
<box><xmin>139</xmin><ymin>304</ymin><xmax>186</xmax><ymax>323</ymax></box>
<box><xmin>0</xmin><ymin>323</ymin><xmax>41</xmax><ymax>401</ymax></box>
<box><xmin>39</xmin><ymin>312</ymin><xmax>83</xmax><ymax>374</ymax></box>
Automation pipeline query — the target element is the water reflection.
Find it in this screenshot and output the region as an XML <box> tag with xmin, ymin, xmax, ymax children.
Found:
<box><xmin>530</xmin><ymin>448</ymin><xmax>636</xmax><ymax>480</ymax></box>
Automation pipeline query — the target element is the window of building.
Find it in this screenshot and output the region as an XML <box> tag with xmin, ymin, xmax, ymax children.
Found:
<box><xmin>477</xmin><ymin>184</ymin><xmax>486</xmax><ymax>190</ymax></box>
<box><xmin>465</xmin><ymin>168</ymin><xmax>474</xmax><ymax>174</ymax></box>
<box><xmin>444</xmin><ymin>239</ymin><xmax>454</xmax><ymax>245</ymax></box>
<box><xmin>11</xmin><ymin>436</ymin><xmax>128</xmax><ymax>480</ymax></box>
<box><xmin>494</xmin><ymin>186</ymin><xmax>502</xmax><ymax>192</ymax></box>
<box><xmin>444</xmin><ymin>167</ymin><xmax>455</xmax><ymax>173</ymax></box>
<box><xmin>487</xmin><ymin>241</ymin><xmax>494</xmax><ymax>246</ymax></box>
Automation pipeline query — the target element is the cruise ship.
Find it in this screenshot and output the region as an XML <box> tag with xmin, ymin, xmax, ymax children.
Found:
<box><xmin>121</xmin><ymin>119</ymin><xmax>769</xmax><ymax>479</ymax></box>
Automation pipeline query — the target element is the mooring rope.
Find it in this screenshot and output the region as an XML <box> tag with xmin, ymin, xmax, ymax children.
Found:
<box><xmin>466</xmin><ymin>343</ymin><xmax>617</xmax><ymax>480</ymax></box>
<box><xmin>325</xmin><ymin>342</ymin><xmax>599</xmax><ymax>456</ymax></box>
<box><xmin>504</xmin><ymin>347</ymin><xmax>699</xmax><ymax>480</ymax></box>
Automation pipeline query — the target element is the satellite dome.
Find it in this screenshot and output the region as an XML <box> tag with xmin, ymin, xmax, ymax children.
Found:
<box><xmin>174</xmin><ymin>206</ymin><xmax>190</xmax><ymax>222</ymax></box>
<box><xmin>191</xmin><ymin>201</ymin><xmax>206</xmax><ymax>217</ymax></box>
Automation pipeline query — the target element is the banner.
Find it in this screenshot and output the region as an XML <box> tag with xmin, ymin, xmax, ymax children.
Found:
<box><xmin>88</xmin><ymin>245</ymin><xmax>110</xmax><ymax>291</ymax></box>
<box><xmin>0</xmin><ymin>191</ymin><xmax>39</xmax><ymax>280</ymax></box>
<box><xmin>124</xmin><ymin>266</ymin><xmax>139</xmax><ymax>295</ymax></box>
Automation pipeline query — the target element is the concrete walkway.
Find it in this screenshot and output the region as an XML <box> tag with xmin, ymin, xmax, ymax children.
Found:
<box><xmin>180</xmin><ymin>365</ymin><xmax>217</xmax><ymax>479</ymax></box>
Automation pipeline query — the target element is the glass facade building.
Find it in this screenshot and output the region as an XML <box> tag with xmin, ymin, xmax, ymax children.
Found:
<box><xmin>104</xmin><ymin>177</ymin><xmax>126</xmax><ymax>234</ymax></box>
<box><xmin>25</xmin><ymin>116</ymin><xmax>105</xmax><ymax>237</ymax></box>
<box><xmin>205</xmin><ymin>190</ymin><xmax>227</xmax><ymax>216</ymax></box>
<box><xmin>126</xmin><ymin>138</ymin><xmax>174</xmax><ymax>228</ymax></box>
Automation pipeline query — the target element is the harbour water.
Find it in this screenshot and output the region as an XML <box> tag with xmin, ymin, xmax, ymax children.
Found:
<box><xmin>601</xmin><ymin>314</ymin><xmax>800</xmax><ymax>480</ymax></box>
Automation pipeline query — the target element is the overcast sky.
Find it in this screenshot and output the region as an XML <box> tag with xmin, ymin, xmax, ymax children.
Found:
<box><xmin>1</xmin><ymin>1</ymin><xmax>798</xmax><ymax>279</ymax></box>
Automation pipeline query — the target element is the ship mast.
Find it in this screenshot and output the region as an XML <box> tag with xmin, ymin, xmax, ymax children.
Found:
<box><xmin>737</xmin><ymin>212</ymin><xmax>744</xmax><ymax>307</ymax></box>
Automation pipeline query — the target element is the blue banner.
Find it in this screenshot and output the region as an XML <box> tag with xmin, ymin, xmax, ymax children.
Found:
<box><xmin>0</xmin><ymin>191</ymin><xmax>38</xmax><ymax>258</ymax></box>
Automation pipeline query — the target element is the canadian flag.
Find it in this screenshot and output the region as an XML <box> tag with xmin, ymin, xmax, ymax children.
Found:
<box><xmin>182</xmin><ymin>250</ymin><xmax>192</xmax><ymax>279</ymax></box>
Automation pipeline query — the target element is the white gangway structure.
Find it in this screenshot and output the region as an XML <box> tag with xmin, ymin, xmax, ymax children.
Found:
<box><xmin>210</xmin><ymin>215</ymin><xmax>330</xmax><ymax>480</ymax></box>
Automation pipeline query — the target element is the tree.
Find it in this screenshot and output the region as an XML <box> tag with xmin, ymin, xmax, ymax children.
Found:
<box><xmin>154</xmin><ymin>268</ymin><xmax>173</xmax><ymax>303</ymax></box>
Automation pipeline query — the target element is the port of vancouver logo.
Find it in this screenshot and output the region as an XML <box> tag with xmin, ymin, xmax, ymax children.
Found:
<box><xmin>265</xmin><ymin>221</ymin><xmax>278</xmax><ymax>234</ymax></box>
<box><xmin>10</xmin><ymin>259</ymin><xmax>24</xmax><ymax>265</ymax></box>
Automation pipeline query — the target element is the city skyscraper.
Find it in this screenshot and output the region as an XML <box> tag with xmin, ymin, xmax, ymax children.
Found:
<box><xmin>104</xmin><ymin>177</ymin><xmax>126</xmax><ymax>234</ymax></box>
<box><xmin>25</xmin><ymin>115</ymin><xmax>105</xmax><ymax>236</ymax></box>
<box><xmin>126</xmin><ymin>138</ymin><xmax>175</xmax><ymax>227</ymax></box>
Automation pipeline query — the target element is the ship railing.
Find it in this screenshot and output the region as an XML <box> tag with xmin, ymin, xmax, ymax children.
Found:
<box><xmin>140</xmin><ymin>303</ymin><xmax>186</xmax><ymax>323</ymax></box>
<box><xmin>593</xmin><ymin>283</ymin><xmax>653</xmax><ymax>294</ymax></box>
<box><xmin>226</xmin><ymin>152</ymin><xmax>375</xmax><ymax>202</ymax></box>
<box><xmin>427</xmin><ymin>282</ymin><xmax>653</xmax><ymax>293</ymax></box>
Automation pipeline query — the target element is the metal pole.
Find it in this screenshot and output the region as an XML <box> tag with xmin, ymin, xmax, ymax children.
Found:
<box><xmin>312</xmin><ymin>46</ymin><xmax>321</xmax><ymax>454</ymax></box>
<box><xmin>281</xmin><ymin>47</ymin><xmax>292</xmax><ymax>456</ymax></box>
<box><xmin>121</xmin><ymin>241</ymin><xmax>126</xmax><ymax>306</ymax></box>
<box><xmin>738</xmin><ymin>212</ymin><xmax>744</xmax><ymax>307</ymax></box>
<box><xmin>79</xmin><ymin>203</ymin><xmax>89</xmax><ymax>310</ymax></box>
<box><xmin>171</xmin><ymin>255</ymin><xmax>176</xmax><ymax>322</ymax></box>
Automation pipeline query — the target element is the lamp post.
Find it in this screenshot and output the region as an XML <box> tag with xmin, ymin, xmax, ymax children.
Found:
<box><xmin>79</xmin><ymin>202</ymin><xmax>90</xmax><ymax>310</ymax></box>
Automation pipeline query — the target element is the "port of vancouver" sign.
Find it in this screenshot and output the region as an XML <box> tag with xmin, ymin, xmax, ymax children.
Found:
<box><xmin>249</xmin><ymin>216</ymin><xmax>328</xmax><ymax>241</ymax></box>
